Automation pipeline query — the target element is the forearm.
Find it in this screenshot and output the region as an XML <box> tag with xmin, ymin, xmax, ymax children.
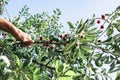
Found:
<box><xmin>0</xmin><ymin>17</ymin><xmax>33</xmax><ymax>46</ymax></box>
<box><xmin>0</xmin><ymin>17</ymin><xmax>22</xmax><ymax>41</ymax></box>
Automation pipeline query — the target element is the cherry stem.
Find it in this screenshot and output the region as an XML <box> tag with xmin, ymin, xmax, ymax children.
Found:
<box><xmin>15</xmin><ymin>40</ymin><xmax>69</xmax><ymax>46</ymax></box>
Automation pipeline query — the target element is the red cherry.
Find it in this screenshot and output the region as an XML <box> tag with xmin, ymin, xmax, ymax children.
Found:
<box><xmin>98</xmin><ymin>40</ymin><xmax>102</xmax><ymax>43</ymax></box>
<box><xmin>0</xmin><ymin>4</ymin><xmax>2</xmax><ymax>7</ymax></box>
<box><xmin>40</xmin><ymin>36</ymin><xmax>43</xmax><ymax>41</ymax></box>
<box><xmin>100</xmin><ymin>25</ymin><xmax>104</xmax><ymax>29</ymax></box>
<box><xmin>97</xmin><ymin>20</ymin><xmax>100</xmax><ymax>24</ymax></box>
<box><xmin>49</xmin><ymin>39</ymin><xmax>53</xmax><ymax>43</ymax></box>
<box><xmin>60</xmin><ymin>35</ymin><xmax>63</xmax><ymax>38</ymax></box>
<box><xmin>59</xmin><ymin>42</ymin><xmax>63</xmax><ymax>45</ymax></box>
<box><xmin>2</xmin><ymin>33</ymin><xmax>6</xmax><ymax>37</ymax></box>
<box><xmin>75</xmin><ymin>44</ymin><xmax>78</xmax><ymax>46</ymax></box>
<box><xmin>64</xmin><ymin>43</ymin><xmax>67</xmax><ymax>46</ymax></box>
<box><xmin>43</xmin><ymin>42</ymin><xmax>49</xmax><ymax>46</ymax></box>
<box><xmin>50</xmin><ymin>46</ymin><xmax>54</xmax><ymax>49</ymax></box>
<box><xmin>63</xmin><ymin>37</ymin><xmax>66</xmax><ymax>41</ymax></box>
<box><xmin>0</xmin><ymin>10</ymin><xmax>2</xmax><ymax>13</ymax></box>
<box><xmin>64</xmin><ymin>34</ymin><xmax>68</xmax><ymax>37</ymax></box>
<box><xmin>101</xmin><ymin>15</ymin><xmax>105</xmax><ymax>19</ymax></box>
<box><xmin>80</xmin><ymin>35</ymin><xmax>84</xmax><ymax>39</ymax></box>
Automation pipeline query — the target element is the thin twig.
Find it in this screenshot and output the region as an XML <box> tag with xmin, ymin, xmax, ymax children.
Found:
<box><xmin>32</xmin><ymin>59</ymin><xmax>55</xmax><ymax>70</ymax></box>
<box><xmin>46</xmin><ymin>58</ymin><xmax>53</xmax><ymax>66</ymax></box>
<box><xmin>95</xmin><ymin>18</ymin><xmax>110</xmax><ymax>23</ymax></box>
<box><xmin>22</xmin><ymin>54</ymin><xmax>56</xmax><ymax>70</ymax></box>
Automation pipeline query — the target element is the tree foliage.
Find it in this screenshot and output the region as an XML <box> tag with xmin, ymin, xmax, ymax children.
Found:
<box><xmin>0</xmin><ymin>1</ymin><xmax>120</xmax><ymax>80</ymax></box>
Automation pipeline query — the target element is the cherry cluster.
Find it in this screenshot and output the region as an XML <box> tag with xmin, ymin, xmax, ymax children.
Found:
<box><xmin>38</xmin><ymin>15</ymin><xmax>106</xmax><ymax>47</ymax></box>
<box><xmin>97</xmin><ymin>15</ymin><xmax>106</xmax><ymax>43</ymax></box>
<box><xmin>39</xmin><ymin>34</ymin><xmax>69</xmax><ymax>49</ymax></box>
<box><xmin>97</xmin><ymin>15</ymin><xmax>105</xmax><ymax>29</ymax></box>
<box><xmin>2</xmin><ymin>33</ymin><xmax>6</xmax><ymax>37</ymax></box>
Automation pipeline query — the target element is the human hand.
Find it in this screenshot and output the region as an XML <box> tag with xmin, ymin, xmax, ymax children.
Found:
<box><xmin>14</xmin><ymin>29</ymin><xmax>34</xmax><ymax>47</ymax></box>
<box><xmin>20</xmin><ymin>34</ymin><xmax>34</xmax><ymax>47</ymax></box>
<box><xmin>0</xmin><ymin>17</ymin><xmax>34</xmax><ymax>47</ymax></box>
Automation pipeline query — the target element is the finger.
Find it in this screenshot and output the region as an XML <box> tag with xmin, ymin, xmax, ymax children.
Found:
<box><xmin>21</xmin><ymin>43</ymin><xmax>31</xmax><ymax>47</ymax></box>
<box><xmin>21</xmin><ymin>41</ymin><xmax>33</xmax><ymax>47</ymax></box>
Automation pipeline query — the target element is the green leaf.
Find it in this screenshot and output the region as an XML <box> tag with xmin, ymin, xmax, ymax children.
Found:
<box><xmin>78</xmin><ymin>47</ymin><xmax>87</xmax><ymax>60</ymax></box>
<box><xmin>4</xmin><ymin>39</ymin><xmax>14</xmax><ymax>42</ymax></box>
<box><xmin>77</xmin><ymin>19</ymin><xmax>83</xmax><ymax>29</ymax></box>
<box><xmin>15</xmin><ymin>55</ymin><xmax>21</xmax><ymax>67</ymax></box>
<box><xmin>108</xmin><ymin>66</ymin><xmax>120</xmax><ymax>73</ymax></box>
<box><xmin>94</xmin><ymin>53</ymin><xmax>102</xmax><ymax>58</ymax></box>
<box><xmin>108</xmin><ymin>61</ymin><xmax>115</xmax><ymax>73</ymax></box>
<box><xmin>105</xmin><ymin>14</ymin><xmax>110</xmax><ymax>16</ymax></box>
<box><xmin>113</xmin><ymin>45</ymin><xmax>120</xmax><ymax>54</ymax></box>
<box><xmin>114</xmin><ymin>21</ymin><xmax>120</xmax><ymax>32</ymax></box>
<box><xmin>116</xmin><ymin>25</ymin><xmax>120</xmax><ymax>32</ymax></box>
<box><xmin>81</xmin><ymin>45</ymin><xmax>92</xmax><ymax>53</ymax></box>
<box><xmin>65</xmin><ymin>70</ymin><xmax>79</xmax><ymax>76</ymax></box>
<box><xmin>49</xmin><ymin>51</ymin><xmax>60</xmax><ymax>56</ymax></box>
<box><xmin>64</xmin><ymin>41</ymin><xmax>75</xmax><ymax>52</ymax></box>
<box><xmin>87</xmin><ymin>27</ymin><xmax>98</xmax><ymax>32</ymax></box>
<box><xmin>33</xmin><ymin>68</ymin><xmax>40</xmax><ymax>74</ymax></box>
<box><xmin>41</xmin><ymin>20</ymin><xmax>47</xmax><ymax>28</ymax></box>
<box><xmin>52</xmin><ymin>37</ymin><xmax>59</xmax><ymax>42</ymax></box>
<box><xmin>114</xmin><ymin>34</ymin><xmax>120</xmax><ymax>42</ymax></box>
<box><xmin>116</xmin><ymin>6</ymin><xmax>120</xmax><ymax>10</ymax></box>
<box><xmin>104</xmin><ymin>37</ymin><xmax>112</xmax><ymax>42</ymax></box>
<box><xmin>33</xmin><ymin>76</ymin><xmax>39</xmax><ymax>80</ymax></box>
<box><xmin>107</xmin><ymin>27</ymin><xmax>114</xmax><ymax>36</ymax></box>
<box><xmin>49</xmin><ymin>35</ymin><xmax>54</xmax><ymax>39</ymax></box>
<box><xmin>23</xmin><ymin>60</ymin><xmax>30</xmax><ymax>68</ymax></box>
<box><xmin>111</xmin><ymin>12</ymin><xmax>119</xmax><ymax>20</ymax></box>
<box><xmin>104</xmin><ymin>56</ymin><xmax>112</xmax><ymax>64</ymax></box>
<box><xmin>91</xmin><ymin>68</ymin><xmax>97</xmax><ymax>73</ymax></box>
<box><xmin>67</xmin><ymin>21</ymin><xmax>74</xmax><ymax>29</ymax></box>
<box><xmin>13</xmin><ymin>71</ymin><xmax>18</xmax><ymax>78</ymax></box>
<box><xmin>116</xmin><ymin>71</ymin><xmax>120</xmax><ymax>80</ymax></box>
<box><xmin>86</xmin><ymin>76</ymin><xmax>92</xmax><ymax>80</ymax></box>
<box><xmin>55</xmin><ymin>60</ymin><xmax>64</xmax><ymax>73</ymax></box>
<box><xmin>116</xmin><ymin>20</ymin><xmax>120</xmax><ymax>24</ymax></box>
<box><xmin>77</xmin><ymin>19</ymin><xmax>89</xmax><ymax>33</ymax></box>
<box><xmin>100</xmin><ymin>56</ymin><xmax>108</xmax><ymax>62</ymax></box>
<box><xmin>89</xmin><ymin>17</ymin><xmax>95</xmax><ymax>25</ymax></box>
<box><xmin>19</xmin><ymin>76</ymin><xmax>23</xmax><ymax>80</ymax></box>
<box><xmin>0</xmin><ymin>39</ymin><xmax>5</xmax><ymax>46</ymax></box>
<box><xmin>57</xmin><ymin>77</ymin><xmax>72</xmax><ymax>80</ymax></box>
<box><xmin>41</xmin><ymin>56</ymin><xmax>48</xmax><ymax>62</ymax></box>
<box><xmin>95</xmin><ymin>58</ymin><xmax>103</xmax><ymax>67</ymax></box>
<box><xmin>35</xmin><ymin>46</ymin><xmax>39</xmax><ymax>54</ymax></box>
<box><xmin>81</xmin><ymin>35</ymin><xmax>96</xmax><ymax>42</ymax></box>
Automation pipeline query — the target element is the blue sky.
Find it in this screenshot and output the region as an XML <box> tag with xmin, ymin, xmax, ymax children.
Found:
<box><xmin>4</xmin><ymin>1</ymin><xmax>120</xmax><ymax>79</ymax></box>
<box><xmin>5</xmin><ymin>0</ymin><xmax>120</xmax><ymax>24</ymax></box>
<box><xmin>4</xmin><ymin>0</ymin><xmax>120</xmax><ymax>32</ymax></box>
